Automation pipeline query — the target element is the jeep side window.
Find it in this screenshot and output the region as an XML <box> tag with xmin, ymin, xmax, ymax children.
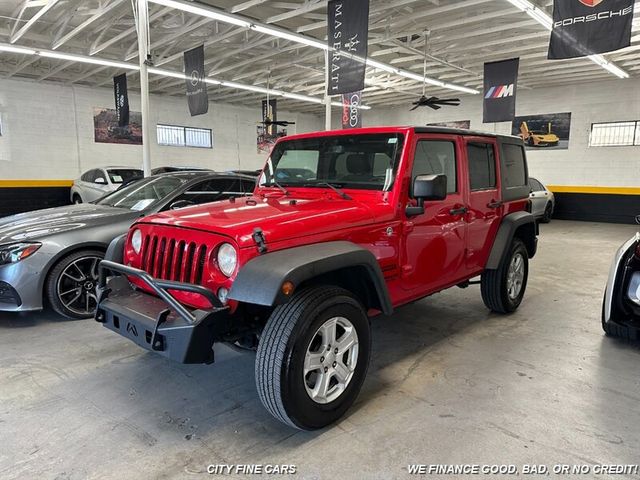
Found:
<box><xmin>412</xmin><ymin>140</ymin><xmax>457</xmax><ymax>193</ymax></box>
<box><xmin>502</xmin><ymin>144</ymin><xmax>527</xmax><ymax>187</ymax></box>
<box><xmin>467</xmin><ymin>142</ymin><xmax>496</xmax><ymax>191</ymax></box>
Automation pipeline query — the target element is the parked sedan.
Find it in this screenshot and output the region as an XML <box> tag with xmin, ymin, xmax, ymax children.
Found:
<box><xmin>602</xmin><ymin>217</ymin><xmax>640</xmax><ymax>341</ymax></box>
<box><xmin>0</xmin><ymin>172</ymin><xmax>256</xmax><ymax>319</ymax></box>
<box><xmin>529</xmin><ymin>177</ymin><xmax>554</xmax><ymax>223</ymax></box>
<box><xmin>70</xmin><ymin>167</ymin><xmax>143</xmax><ymax>203</ymax></box>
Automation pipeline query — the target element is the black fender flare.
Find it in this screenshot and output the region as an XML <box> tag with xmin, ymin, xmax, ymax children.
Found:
<box><xmin>485</xmin><ymin>211</ymin><xmax>538</xmax><ymax>270</ymax></box>
<box><xmin>105</xmin><ymin>233</ymin><xmax>127</xmax><ymax>264</ymax></box>
<box><xmin>228</xmin><ymin>241</ymin><xmax>393</xmax><ymax>315</ymax></box>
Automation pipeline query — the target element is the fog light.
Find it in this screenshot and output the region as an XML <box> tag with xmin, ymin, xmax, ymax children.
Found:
<box><xmin>218</xmin><ymin>287</ymin><xmax>229</xmax><ymax>304</ymax></box>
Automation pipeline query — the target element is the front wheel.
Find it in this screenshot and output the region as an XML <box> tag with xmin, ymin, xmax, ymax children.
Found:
<box><xmin>540</xmin><ymin>203</ymin><xmax>553</xmax><ymax>223</ymax></box>
<box><xmin>255</xmin><ymin>286</ymin><xmax>370</xmax><ymax>430</ymax></box>
<box><xmin>481</xmin><ymin>238</ymin><xmax>529</xmax><ymax>313</ymax></box>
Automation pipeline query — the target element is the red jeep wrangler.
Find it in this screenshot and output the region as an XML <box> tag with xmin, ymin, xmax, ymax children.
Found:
<box><xmin>96</xmin><ymin>126</ymin><xmax>537</xmax><ymax>430</ymax></box>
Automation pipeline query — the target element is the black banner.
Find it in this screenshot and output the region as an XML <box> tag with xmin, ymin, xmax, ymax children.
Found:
<box><xmin>548</xmin><ymin>0</ymin><xmax>634</xmax><ymax>59</ymax></box>
<box><xmin>342</xmin><ymin>91</ymin><xmax>363</xmax><ymax>129</ymax></box>
<box><xmin>113</xmin><ymin>73</ymin><xmax>129</xmax><ymax>127</ymax></box>
<box><xmin>327</xmin><ymin>0</ymin><xmax>369</xmax><ymax>95</ymax></box>
<box><xmin>262</xmin><ymin>99</ymin><xmax>277</xmax><ymax>136</ymax></box>
<box><xmin>483</xmin><ymin>58</ymin><xmax>519</xmax><ymax>123</ymax></box>
<box><xmin>184</xmin><ymin>45</ymin><xmax>208</xmax><ymax>116</ymax></box>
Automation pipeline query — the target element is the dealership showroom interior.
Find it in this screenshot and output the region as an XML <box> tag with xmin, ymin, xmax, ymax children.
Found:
<box><xmin>2</xmin><ymin>0</ymin><xmax>640</xmax><ymax>478</ymax></box>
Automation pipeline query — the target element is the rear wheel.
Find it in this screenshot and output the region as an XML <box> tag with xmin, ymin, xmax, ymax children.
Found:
<box><xmin>46</xmin><ymin>250</ymin><xmax>104</xmax><ymax>319</ymax></box>
<box><xmin>481</xmin><ymin>238</ymin><xmax>528</xmax><ymax>313</ymax></box>
<box><xmin>72</xmin><ymin>194</ymin><xmax>83</xmax><ymax>204</ymax></box>
<box><xmin>255</xmin><ymin>286</ymin><xmax>370</xmax><ymax>430</ymax></box>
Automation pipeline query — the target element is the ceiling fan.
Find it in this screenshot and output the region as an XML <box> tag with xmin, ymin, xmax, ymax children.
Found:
<box><xmin>260</xmin><ymin>119</ymin><xmax>296</xmax><ymax>127</ymax></box>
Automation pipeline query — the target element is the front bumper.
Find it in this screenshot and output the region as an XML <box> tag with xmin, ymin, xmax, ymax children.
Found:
<box><xmin>0</xmin><ymin>253</ymin><xmax>49</xmax><ymax>312</ymax></box>
<box><xmin>95</xmin><ymin>261</ymin><xmax>232</xmax><ymax>364</ymax></box>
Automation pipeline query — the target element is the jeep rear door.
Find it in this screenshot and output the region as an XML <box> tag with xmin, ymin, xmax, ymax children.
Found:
<box><xmin>463</xmin><ymin>137</ymin><xmax>502</xmax><ymax>274</ymax></box>
<box><xmin>400</xmin><ymin>134</ymin><xmax>468</xmax><ymax>294</ymax></box>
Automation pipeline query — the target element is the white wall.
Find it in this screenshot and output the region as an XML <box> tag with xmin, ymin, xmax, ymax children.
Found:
<box><xmin>0</xmin><ymin>78</ymin><xmax>323</xmax><ymax>180</ymax></box>
<box><xmin>364</xmin><ymin>78</ymin><xmax>640</xmax><ymax>188</ymax></box>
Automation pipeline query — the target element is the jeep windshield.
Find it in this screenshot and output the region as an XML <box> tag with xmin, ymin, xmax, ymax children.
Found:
<box><xmin>260</xmin><ymin>133</ymin><xmax>404</xmax><ymax>191</ymax></box>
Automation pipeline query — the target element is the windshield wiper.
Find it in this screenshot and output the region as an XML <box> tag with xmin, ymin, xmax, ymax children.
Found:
<box><xmin>313</xmin><ymin>182</ymin><xmax>352</xmax><ymax>200</ymax></box>
<box><xmin>263</xmin><ymin>179</ymin><xmax>289</xmax><ymax>196</ymax></box>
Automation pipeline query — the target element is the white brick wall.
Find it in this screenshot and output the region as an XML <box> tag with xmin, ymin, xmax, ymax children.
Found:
<box><xmin>363</xmin><ymin>78</ymin><xmax>640</xmax><ymax>188</ymax></box>
<box><xmin>0</xmin><ymin>78</ymin><xmax>323</xmax><ymax>180</ymax></box>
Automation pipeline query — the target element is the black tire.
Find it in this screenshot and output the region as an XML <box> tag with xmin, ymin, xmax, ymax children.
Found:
<box><xmin>46</xmin><ymin>250</ymin><xmax>104</xmax><ymax>319</ymax></box>
<box><xmin>255</xmin><ymin>286</ymin><xmax>371</xmax><ymax>430</ymax></box>
<box><xmin>481</xmin><ymin>238</ymin><xmax>528</xmax><ymax>314</ymax></box>
<box><xmin>540</xmin><ymin>202</ymin><xmax>552</xmax><ymax>223</ymax></box>
<box><xmin>72</xmin><ymin>194</ymin><xmax>83</xmax><ymax>204</ymax></box>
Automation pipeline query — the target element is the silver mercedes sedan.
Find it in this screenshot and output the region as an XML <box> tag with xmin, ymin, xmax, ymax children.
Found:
<box><xmin>0</xmin><ymin>171</ymin><xmax>256</xmax><ymax>319</ymax></box>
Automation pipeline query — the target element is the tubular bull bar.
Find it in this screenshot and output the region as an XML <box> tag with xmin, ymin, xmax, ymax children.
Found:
<box><xmin>95</xmin><ymin>260</ymin><xmax>231</xmax><ymax>364</ymax></box>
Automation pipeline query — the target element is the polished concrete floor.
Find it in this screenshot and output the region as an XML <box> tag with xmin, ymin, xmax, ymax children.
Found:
<box><xmin>1</xmin><ymin>220</ymin><xmax>640</xmax><ymax>479</ymax></box>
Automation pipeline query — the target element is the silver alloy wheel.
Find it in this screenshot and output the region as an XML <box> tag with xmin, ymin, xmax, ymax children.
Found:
<box><xmin>506</xmin><ymin>252</ymin><xmax>525</xmax><ymax>300</ymax></box>
<box><xmin>303</xmin><ymin>316</ymin><xmax>359</xmax><ymax>404</ymax></box>
<box><xmin>56</xmin><ymin>255</ymin><xmax>101</xmax><ymax>316</ymax></box>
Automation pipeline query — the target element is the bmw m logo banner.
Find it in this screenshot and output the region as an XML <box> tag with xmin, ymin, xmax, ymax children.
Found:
<box><xmin>183</xmin><ymin>45</ymin><xmax>208</xmax><ymax>116</ymax></box>
<box><xmin>483</xmin><ymin>58</ymin><xmax>519</xmax><ymax>123</ymax></box>
<box><xmin>548</xmin><ymin>0</ymin><xmax>635</xmax><ymax>59</ymax></box>
<box><xmin>342</xmin><ymin>91</ymin><xmax>363</xmax><ymax>129</ymax></box>
<box><xmin>327</xmin><ymin>0</ymin><xmax>369</xmax><ymax>95</ymax></box>
<box><xmin>113</xmin><ymin>73</ymin><xmax>129</xmax><ymax>127</ymax></box>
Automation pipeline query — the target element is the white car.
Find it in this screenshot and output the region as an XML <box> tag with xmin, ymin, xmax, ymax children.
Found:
<box><xmin>70</xmin><ymin>167</ymin><xmax>143</xmax><ymax>203</ymax></box>
<box><xmin>528</xmin><ymin>177</ymin><xmax>555</xmax><ymax>223</ymax></box>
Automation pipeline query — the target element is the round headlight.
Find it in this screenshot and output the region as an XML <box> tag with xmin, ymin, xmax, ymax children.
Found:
<box><xmin>131</xmin><ymin>229</ymin><xmax>143</xmax><ymax>254</ymax></box>
<box><xmin>217</xmin><ymin>243</ymin><xmax>237</xmax><ymax>277</ymax></box>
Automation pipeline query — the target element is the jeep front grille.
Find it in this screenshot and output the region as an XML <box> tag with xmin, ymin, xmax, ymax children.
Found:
<box><xmin>140</xmin><ymin>234</ymin><xmax>207</xmax><ymax>284</ymax></box>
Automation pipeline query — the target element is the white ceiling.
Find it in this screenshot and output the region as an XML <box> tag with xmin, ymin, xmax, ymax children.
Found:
<box><xmin>0</xmin><ymin>0</ymin><xmax>638</xmax><ymax>114</ymax></box>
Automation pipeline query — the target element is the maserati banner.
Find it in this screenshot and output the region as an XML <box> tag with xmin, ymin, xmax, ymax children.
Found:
<box><xmin>483</xmin><ymin>58</ymin><xmax>519</xmax><ymax>123</ymax></box>
<box><xmin>327</xmin><ymin>0</ymin><xmax>369</xmax><ymax>95</ymax></box>
<box><xmin>262</xmin><ymin>99</ymin><xmax>277</xmax><ymax>136</ymax></box>
<box><xmin>113</xmin><ymin>73</ymin><xmax>129</xmax><ymax>127</ymax></box>
<box><xmin>183</xmin><ymin>45</ymin><xmax>208</xmax><ymax>116</ymax></box>
<box><xmin>342</xmin><ymin>91</ymin><xmax>363</xmax><ymax>129</ymax></box>
<box><xmin>548</xmin><ymin>0</ymin><xmax>634</xmax><ymax>59</ymax></box>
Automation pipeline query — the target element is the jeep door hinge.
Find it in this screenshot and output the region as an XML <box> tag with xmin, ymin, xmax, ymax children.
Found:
<box><xmin>252</xmin><ymin>227</ymin><xmax>268</xmax><ymax>254</ymax></box>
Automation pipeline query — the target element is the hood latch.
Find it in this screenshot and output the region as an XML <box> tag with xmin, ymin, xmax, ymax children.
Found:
<box><xmin>252</xmin><ymin>227</ymin><xmax>268</xmax><ymax>254</ymax></box>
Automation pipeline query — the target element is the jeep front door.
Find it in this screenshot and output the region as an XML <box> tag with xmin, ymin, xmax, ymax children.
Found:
<box><xmin>401</xmin><ymin>136</ymin><xmax>467</xmax><ymax>294</ymax></box>
<box><xmin>464</xmin><ymin>138</ymin><xmax>501</xmax><ymax>273</ymax></box>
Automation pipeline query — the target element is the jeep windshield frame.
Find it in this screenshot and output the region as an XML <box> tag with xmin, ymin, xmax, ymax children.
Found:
<box><xmin>260</xmin><ymin>133</ymin><xmax>405</xmax><ymax>192</ymax></box>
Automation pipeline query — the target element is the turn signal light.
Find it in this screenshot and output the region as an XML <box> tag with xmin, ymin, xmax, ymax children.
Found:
<box><xmin>281</xmin><ymin>281</ymin><xmax>295</xmax><ymax>296</ymax></box>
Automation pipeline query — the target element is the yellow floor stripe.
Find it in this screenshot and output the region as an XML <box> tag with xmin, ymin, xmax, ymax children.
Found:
<box><xmin>0</xmin><ymin>180</ymin><xmax>73</xmax><ymax>188</ymax></box>
<box><xmin>547</xmin><ymin>185</ymin><xmax>640</xmax><ymax>195</ymax></box>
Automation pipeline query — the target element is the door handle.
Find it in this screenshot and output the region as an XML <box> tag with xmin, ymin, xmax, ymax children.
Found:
<box><xmin>487</xmin><ymin>200</ymin><xmax>503</xmax><ymax>209</ymax></box>
<box><xmin>449</xmin><ymin>206</ymin><xmax>468</xmax><ymax>216</ymax></box>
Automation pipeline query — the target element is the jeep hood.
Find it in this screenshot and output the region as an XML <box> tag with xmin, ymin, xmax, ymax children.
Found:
<box><xmin>138</xmin><ymin>195</ymin><xmax>375</xmax><ymax>248</ymax></box>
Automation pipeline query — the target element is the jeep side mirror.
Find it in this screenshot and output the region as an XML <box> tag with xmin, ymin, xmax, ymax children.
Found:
<box><xmin>406</xmin><ymin>174</ymin><xmax>447</xmax><ymax>216</ymax></box>
<box><xmin>170</xmin><ymin>199</ymin><xmax>194</xmax><ymax>210</ymax></box>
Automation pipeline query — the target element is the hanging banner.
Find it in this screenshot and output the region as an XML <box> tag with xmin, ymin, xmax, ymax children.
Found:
<box><xmin>341</xmin><ymin>91</ymin><xmax>363</xmax><ymax>129</ymax></box>
<box><xmin>262</xmin><ymin>99</ymin><xmax>277</xmax><ymax>136</ymax></box>
<box><xmin>548</xmin><ymin>0</ymin><xmax>634</xmax><ymax>59</ymax></box>
<box><xmin>483</xmin><ymin>58</ymin><xmax>519</xmax><ymax>123</ymax></box>
<box><xmin>327</xmin><ymin>0</ymin><xmax>369</xmax><ymax>95</ymax></box>
<box><xmin>183</xmin><ymin>45</ymin><xmax>208</xmax><ymax>116</ymax></box>
<box><xmin>113</xmin><ymin>73</ymin><xmax>129</xmax><ymax>127</ymax></box>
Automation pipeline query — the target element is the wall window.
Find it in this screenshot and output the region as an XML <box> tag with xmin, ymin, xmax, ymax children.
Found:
<box><xmin>157</xmin><ymin>124</ymin><xmax>212</xmax><ymax>148</ymax></box>
<box><xmin>589</xmin><ymin>121</ymin><xmax>640</xmax><ymax>147</ymax></box>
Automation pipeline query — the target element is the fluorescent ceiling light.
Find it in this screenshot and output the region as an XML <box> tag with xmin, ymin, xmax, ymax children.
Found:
<box><xmin>0</xmin><ymin>45</ymin><xmax>36</xmax><ymax>55</ymax></box>
<box><xmin>504</xmin><ymin>0</ymin><xmax>629</xmax><ymax>78</ymax></box>
<box><xmin>39</xmin><ymin>51</ymin><xmax>138</xmax><ymax>70</ymax></box>
<box><xmin>251</xmin><ymin>25</ymin><xmax>328</xmax><ymax>50</ymax></box>
<box><xmin>148</xmin><ymin>0</ymin><xmax>250</xmax><ymax>27</ymax></box>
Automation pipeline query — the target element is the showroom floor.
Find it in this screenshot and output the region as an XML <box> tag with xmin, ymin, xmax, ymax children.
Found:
<box><xmin>1</xmin><ymin>220</ymin><xmax>640</xmax><ymax>480</ymax></box>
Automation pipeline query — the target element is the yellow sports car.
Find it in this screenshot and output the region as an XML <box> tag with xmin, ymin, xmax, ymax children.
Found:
<box><xmin>519</xmin><ymin>121</ymin><xmax>560</xmax><ymax>147</ymax></box>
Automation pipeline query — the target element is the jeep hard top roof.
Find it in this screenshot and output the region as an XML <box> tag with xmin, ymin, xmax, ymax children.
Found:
<box><xmin>279</xmin><ymin>126</ymin><xmax>522</xmax><ymax>144</ymax></box>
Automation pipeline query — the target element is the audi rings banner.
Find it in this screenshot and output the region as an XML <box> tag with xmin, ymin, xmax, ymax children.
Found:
<box><xmin>327</xmin><ymin>0</ymin><xmax>370</xmax><ymax>95</ymax></box>
<box><xmin>342</xmin><ymin>92</ymin><xmax>363</xmax><ymax>129</ymax></box>
<box><xmin>184</xmin><ymin>45</ymin><xmax>209</xmax><ymax>116</ymax></box>
<box><xmin>548</xmin><ymin>0</ymin><xmax>635</xmax><ymax>59</ymax></box>
<box><xmin>113</xmin><ymin>73</ymin><xmax>129</xmax><ymax>127</ymax></box>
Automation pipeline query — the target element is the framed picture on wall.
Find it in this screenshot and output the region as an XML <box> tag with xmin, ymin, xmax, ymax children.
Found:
<box><xmin>511</xmin><ymin>112</ymin><xmax>571</xmax><ymax>150</ymax></box>
<box><xmin>93</xmin><ymin>107</ymin><xmax>143</xmax><ymax>145</ymax></box>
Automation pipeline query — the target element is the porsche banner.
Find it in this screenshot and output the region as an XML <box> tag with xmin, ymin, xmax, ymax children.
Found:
<box><xmin>483</xmin><ymin>58</ymin><xmax>519</xmax><ymax>123</ymax></box>
<box><xmin>548</xmin><ymin>0</ymin><xmax>635</xmax><ymax>59</ymax></box>
<box><xmin>183</xmin><ymin>45</ymin><xmax>208</xmax><ymax>116</ymax></box>
<box><xmin>342</xmin><ymin>91</ymin><xmax>363</xmax><ymax>129</ymax></box>
<box><xmin>262</xmin><ymin>99</ymin><xmax>277</xmax><ymax>136</ymax></box>
<box><xmin>113</xmin><ymin>73</ymin><xmax>129</xmax><ymax>127</ymax></box>
<box><xmin>327</xmin><ymin>0</ymin><xmax>369</xmax><ymax>95</ymax></box>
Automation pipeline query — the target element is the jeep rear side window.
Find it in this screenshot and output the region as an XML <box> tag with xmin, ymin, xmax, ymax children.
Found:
<box><xmin>263</xmin><ymin>133</ymin><xmax>405</xmax><ymax>191</ymax></box>
<box><xmin>412</xmin><ymin>140</ymin><xmax>457</xmax><ymax>193</ymax></box>
<box><xmin>467</xmin><ymin>142</ymin><xmax>496</xmax><ymax>191</ymax></box>
<box><xmin>502</xmin><ymin>144</ymin><xmax>527</xmax><ymax>187</ymax></box>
